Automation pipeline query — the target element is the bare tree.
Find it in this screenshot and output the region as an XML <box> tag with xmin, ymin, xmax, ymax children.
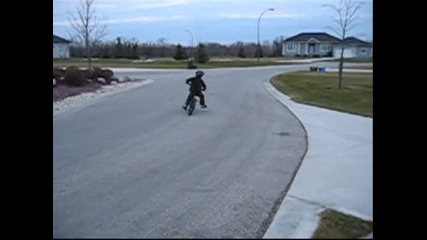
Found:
<box><xmin>271</xmin><ymin>36</ymin><xmax>283</xmax><ymax>57</ymax></box>
<box><xmin>236</xmin><ymin>42</ymin><xmax>246</xmax><ymax>58</ymax></box>
<box><xmin>324</xmin><ymin>0</ymin><xmax>362</xmax><ymax>89</ymax></box>
<box><xmin>262</xmin><ymin>40</ymin><xmax>272</xmax><ymax>57</ymax></box>
<box><xmin>157</xmin><ymin>38</ymin><xmax>169</xmax><ymax>57</ymax></box>
<box><xmin>66</xmin><ymin>33</ymin><xmax>84</xmax><ymax>58</ymax></box>
<box><xmin>69</xmin><ymin>0</ymin><xmax>108</xmax><ymax>69</ymax></box>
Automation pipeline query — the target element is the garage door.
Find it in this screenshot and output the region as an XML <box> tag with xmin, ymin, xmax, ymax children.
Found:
<box><xmin>333</xmin><ymin>48</ymin><xmax>355</xmax><ymax>58</ymax></box>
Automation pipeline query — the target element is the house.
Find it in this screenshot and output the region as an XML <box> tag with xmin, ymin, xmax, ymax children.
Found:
<box><xmin>53</xmin><ymin>34</ymin><xmax>71</xmax><ymax>59</ymax></box>
<box><xmin>282</xmin><ymin>32</ymin><xmax>372</xmax><ymax>58</ymax></box>
<box><xmin>333</xmin><ymin>36</ymin><xmax>372</xmax><ymax>59</ymax></box>
<box><xmin>282</xmin><ymin>32</ymin><xmax>339</xmax><ymax>57</ymax></box>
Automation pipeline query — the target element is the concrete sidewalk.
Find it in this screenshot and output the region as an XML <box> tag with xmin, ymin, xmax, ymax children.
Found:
<box><xmin>275</xmin><ymin>57</ymin><xmax>339</xmax><ymax>63</ymax></box>
<box><xmin>262</xmin><ymin>77</ymin><xmax>373</xmax><ymax>238</ymax></box>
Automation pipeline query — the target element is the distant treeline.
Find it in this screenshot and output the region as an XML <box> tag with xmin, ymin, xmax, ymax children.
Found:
<box><xmin>70</xmin><ymin>37</ymin><xmax>285</xmax><ymax>60</ymax></box>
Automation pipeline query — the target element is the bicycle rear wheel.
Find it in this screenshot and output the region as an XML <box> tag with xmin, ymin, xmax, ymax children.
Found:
<box><xmin>187</xmin><ymin>98</ymin><xmax>196</xmax><ymax>116</ymax></box>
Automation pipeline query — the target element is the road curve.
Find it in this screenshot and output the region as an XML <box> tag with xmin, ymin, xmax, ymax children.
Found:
<box><xmin>53</xmin><ymin>64</ymin><xmax>319</xmax><ymax>238</ymax></box>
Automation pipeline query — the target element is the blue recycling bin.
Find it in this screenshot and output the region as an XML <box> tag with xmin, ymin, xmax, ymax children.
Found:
<box><xmin>310</xmin><ymin>66</ymin><xmax>318</xmax><ymax>71</ymax></box>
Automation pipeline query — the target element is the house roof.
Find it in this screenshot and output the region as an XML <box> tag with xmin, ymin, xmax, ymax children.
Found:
<box><xmin>341</xmin><ymin>37</ymin><xmax>372</xmax><ymax>47</ymax></box>
<box><xmin>283</xmin><ymin>32</ymin><xmax>341</xmax><ymax>42</ymax></box>
<box><xmin>53</xmin><ymin>34</ymin><xmax>71</xmax><ymax>44</ymax></box>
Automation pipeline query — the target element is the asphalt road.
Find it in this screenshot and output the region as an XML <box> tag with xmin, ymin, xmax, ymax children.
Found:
<box><xmin>53</xmin><ymin>64</ymin><xmax>334</xmax><ymax>238</ymax></box>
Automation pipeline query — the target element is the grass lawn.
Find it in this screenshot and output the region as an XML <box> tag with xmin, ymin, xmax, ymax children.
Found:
<box><xmin>271</xmin><ymin>71</ymin><xmax>372</xmax><ymax>117</ymax></box>
<box><xmin>312</xmin><ymin>209</ymin><xmax>373</xmax><ymax>239</ymax></box>
<box><xmin>53</xmin><ymin>58</ymin><xmax>298</xmax><ymax>69</ymax></box>
<box><xmin>344</xmin><ymin>64</ymin><xmax>373</xmax><ymax>70</ymax></box>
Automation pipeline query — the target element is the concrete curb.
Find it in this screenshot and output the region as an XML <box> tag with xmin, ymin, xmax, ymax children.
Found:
<box><xmin>262</xmin><ymin>78</ymin><xmax>320</xmax><ymax>239</ymax></box>
<box><xmin>257</xmin><ymin>77</ymin><xmax>310</xmax><ymax>239</ymax></box>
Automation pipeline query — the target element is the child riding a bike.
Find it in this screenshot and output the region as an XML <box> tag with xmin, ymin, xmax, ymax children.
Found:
<box><xmin>182</xmin><ymin>70</ymin><xmax>207</xmax><ymax>110</ymax></box>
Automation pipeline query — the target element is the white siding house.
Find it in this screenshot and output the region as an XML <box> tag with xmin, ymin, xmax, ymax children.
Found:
<box><xmin>332</xmin><ymin>37</ymin><xmax>373</xmax><ymax>59</ymax></box>
<box><xmin>53</xmin><ymin>34</ymin><xmax>71</xmax><ymax>59</ymax></box>
<box><xmin>282</xmin><ymin>32</ymin><xmax>339</xmax><ymax>57</ymax></box>
<box><xmin>282</xmin><ymin>32</ymin><xmax>372</xmax><ymax>59</ymax></box>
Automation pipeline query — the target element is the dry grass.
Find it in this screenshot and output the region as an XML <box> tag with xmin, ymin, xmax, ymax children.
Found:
<box><xmin>271</xmin><ymin>71</ymin><xmax>373</xmax><ymax>117</ymax></box>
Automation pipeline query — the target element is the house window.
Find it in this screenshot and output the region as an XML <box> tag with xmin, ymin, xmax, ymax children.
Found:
<box><xmin>320</xmin><ymin>44</ymin><xmax>331</xmax><ymax>52</ymax></box>
<box><xmin>361</xmin><ymin>48</ymin><xmax>368</xmax><ymax>54</ymax></box>
<box><xmin>286</xmin><ymin>43</ymin><xmax>296</xmax><ymax>52</ymax></box>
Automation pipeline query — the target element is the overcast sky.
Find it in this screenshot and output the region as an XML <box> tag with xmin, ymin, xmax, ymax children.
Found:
<box><xmin>53</xmin><ymin>0</ymin><xmax>372</xmax><ymax>45</ymax></box>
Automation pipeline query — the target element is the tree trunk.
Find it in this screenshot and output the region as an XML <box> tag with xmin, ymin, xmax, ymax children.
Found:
<box><xmin>338</xmin><ymin>45</ymin><xmax>345</xmax><ymax>89</ymax></box>
<box><xmin>161</xmin><ymin>47</ymin><xmax>165</xmax><ymax>57</ymax></box>
<box><xmin>86</xmin><ymin>36</ymin><xmax>92</xmax><ymax>70</ymax></box>
<box><xmin>87</xmin><ymin>47</ymin><xmax>92</xmax><ymax>70</ymax></box>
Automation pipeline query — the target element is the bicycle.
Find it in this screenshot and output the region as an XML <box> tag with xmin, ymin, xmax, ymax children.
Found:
<box><xmin>187</xmin><ymin>95</ymin><xmax>198</xmax><ymax>116</ymax></box>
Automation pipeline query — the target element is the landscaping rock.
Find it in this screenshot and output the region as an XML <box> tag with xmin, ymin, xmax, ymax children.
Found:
<box><xmin>53</xmin><ymin>79</ymin><xmax>152</xmax><ymax>117</ymax></box>
<box><xmin>97</xmin><ymin>78</ymin><xmax>107</xmax><ymax>84</ymax></box>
